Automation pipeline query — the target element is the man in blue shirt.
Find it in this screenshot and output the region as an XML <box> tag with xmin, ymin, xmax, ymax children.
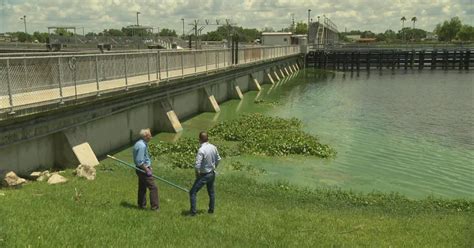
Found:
<box><xmin>189</xmin><ymin>131</ymin><xmax>221</xmax><ymax>216</ymax></box>
<box><xmin>133</xmin><ymin>128</ymin><xmax>159</xmax><ymax>211</ymax></box>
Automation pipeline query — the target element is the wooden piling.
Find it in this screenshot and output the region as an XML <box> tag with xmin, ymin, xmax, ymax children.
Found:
<box><xmin>465</xmin><ymin>50</ymin><xmax>470</xmax><ymax>70</ymax></box>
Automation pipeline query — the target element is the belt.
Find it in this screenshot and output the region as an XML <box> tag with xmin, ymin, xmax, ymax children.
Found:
<box><xmin>199</xmin><ymin>171</ymin><xmax>214</xmax><ymax>176</ymax></box>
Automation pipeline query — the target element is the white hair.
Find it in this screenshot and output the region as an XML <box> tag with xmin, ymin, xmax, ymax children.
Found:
<box><xmin>139</xmin><ymin>128</ymin><xmax>151</xmax><ymax>138</ymax></box>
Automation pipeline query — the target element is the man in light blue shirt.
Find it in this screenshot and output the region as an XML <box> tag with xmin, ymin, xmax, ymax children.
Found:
<box><xmin>133</xmin><ymin>128</ymin><xmax>159</xmax><ymax>211</ymax></box>
<box><xmin>189</xmin><ymin>131</ymin><xmax>221</xmax><ymax>216</ymax></box>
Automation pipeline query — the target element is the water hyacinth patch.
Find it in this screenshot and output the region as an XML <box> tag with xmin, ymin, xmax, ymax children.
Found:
<box><xmin>148</xmin><ymin>138</ymin><xmax>235</xmax><ymax>169</ymax></box>
<box><xmin>149</xmin><ymin>114</ymin><xmax>336</xmax><ymax>169</ymax></box>
<box><xmin>209</xmin><ymin>113</ymin><xmax>336</xmax><ymax>158</ymax></box>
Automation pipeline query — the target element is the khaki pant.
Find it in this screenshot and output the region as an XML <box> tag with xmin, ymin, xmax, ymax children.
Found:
<box><xmin>136</xmin><ymin>171</ymin><xmax>159</xmax><ymax>209</ymax></box>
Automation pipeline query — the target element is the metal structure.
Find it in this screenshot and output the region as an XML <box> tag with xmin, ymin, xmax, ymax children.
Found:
<box><xmin>0</xmin><ymin>45</ymin><xmax>301</xmax><ymax>113</ymax></box>
<box><xmin>308</xmin><ymin>15</ymin><xmax>339</xmax><ymax>50</ymax></box>
<box><xmin>306</xmin><ymin>48</ymin><xmax>472</xmax><ymax>71</ymax></box>
<box><xmin>188</xmin><ymin>19</ymin><xmax>237</xmax><ymax>49</ymax></box>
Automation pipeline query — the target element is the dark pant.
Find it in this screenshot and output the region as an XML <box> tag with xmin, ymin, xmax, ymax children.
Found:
<box><xmin>136</xmin><ymin>171</ymin><xmax>159</xmax><ymax>210</ymax></box>
<box><xmin>189</xmin><ymin>171</ymin><xmax>215</xmax><ymax>214</ymax></box>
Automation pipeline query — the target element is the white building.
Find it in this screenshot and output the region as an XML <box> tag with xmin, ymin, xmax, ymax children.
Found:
<box><xmin>261</xmin><ymin>32</ymin><xmax>292</xmax><ymax>46</ymax></box>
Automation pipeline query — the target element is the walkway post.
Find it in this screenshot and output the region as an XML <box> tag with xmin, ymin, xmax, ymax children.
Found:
<box><xmin>147</xmin><ymin>53</ymin><xmax>151</xmax><ymax>83</ymax></box>
<box><xmin>57</xmin><ymin>57</ymin><xmax>64</xmax><ymax>103</ymax></box>
<box><xmin>193</xmin><ymin>50</ymin><xmax>197</xmax><ymax>74</ymax></box>
<box><xmin>181</xmin><ymin>51</ymin><xmax>184</xmax><ymax>78</ymax></box>
<box><xmin>165</xmin><ymin>52</ymin><xmax>169</xmax><ymax>81</ymax></box>
<box><xmin>124</xmin><ymin>54</ymin><xmax>129</xmax><ymax>90</ymax></box>
<box><xmin>223</xmin><ymin>49</ymin><xmax>226</xmax><ymax>67</ymax></box>
<box><xmin>205</xmin><ymin>49</ymin><xmax>208</xmax><ymax>73</ymax></box>
<box><xmin>6</xmin><ymin>59</ymin><xmax>15</xmax><ymax>113</ymax></box>
<box><xmin>156</xmin><ymin>51</ymin><xmax>160</xmax><ymax>81</ymax></box>
<box><xmin>23</xmin><ymin>55</ymin><xmax>28</xmax><ymax>88</ymax></box>
<box><xmin>95</xmin><ymin>55</ymin><xmax>100</xmax><ymax>96</ymax></box>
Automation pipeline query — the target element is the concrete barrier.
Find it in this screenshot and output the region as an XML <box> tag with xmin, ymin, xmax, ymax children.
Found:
<box><xmin>0</xmin><ymin>56</ymin><xmax>299</xmax><ymax>175</ymax></box>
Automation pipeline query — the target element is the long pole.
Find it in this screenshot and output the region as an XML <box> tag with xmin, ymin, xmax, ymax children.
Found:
<box><xmin>181</xmin><ymin>18</ymin><xmax>185</xmax><ymax>38</ymax></box>
<box><xmin>107</xmin><ymin>155</ymin><xmax>189</xmax><ymax>193</ymax></box>
<box><xmin>21</xmin><ymin>15</ymin><xmax>27</xmax><ymax>34</ymax></box>
<box><xmin>307</xmin><ymin>9</ymin><xmax>311</xmax><ymax>33</ymax></box>
<box><xmin>136</xmin><ymin>11</ymin><xmax>140</xmax><ymax>26</ymax></box>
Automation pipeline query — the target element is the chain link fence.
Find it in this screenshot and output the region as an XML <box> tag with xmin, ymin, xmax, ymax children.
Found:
<box><xmin>0</xmin><ymin>45</ymin><xmax>301</xmax><ymax>113</ymax></box>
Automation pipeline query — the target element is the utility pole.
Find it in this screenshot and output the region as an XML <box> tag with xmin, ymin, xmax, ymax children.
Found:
<box><xmin>20</xmin><ymin>15</ymin><xmax>27</xmax><ymax>33</ymax></box>
<box><xmin>181</xmin><ymin>18</ymin><xmax>185</xmax><ymax>38</ymax></box>
<box><xmin>136</xmin><ymin>11</ymin><xmax>140</xmax><ymax>26</ymax></box>
<box><xmin>193</xmin><ymin>20</ymin><xmax>198</xmax><ymax>49</ymax></box>
<box><xmin>291</xmin><ymin>13</ymin><xmax>295</xmax><ymax>32</ymax></box>
<box><xmin>307</xmin><ymin>9</ymin><xmax>311</xmax><ymax>37</ymax></box>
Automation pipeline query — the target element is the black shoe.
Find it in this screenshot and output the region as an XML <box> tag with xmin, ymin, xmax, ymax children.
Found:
<box><xmin>208</xmin><ymin>209</ymin><xmax>214</xmax><ymax>214</ymax></box>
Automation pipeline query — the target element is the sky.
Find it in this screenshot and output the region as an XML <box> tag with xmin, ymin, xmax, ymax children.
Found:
<box><xmin>0</xmin><ymin>0</ymin><xmax>473</xmax><ymax>34</ymax></box>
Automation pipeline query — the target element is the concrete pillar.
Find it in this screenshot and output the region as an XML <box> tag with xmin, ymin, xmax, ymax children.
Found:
<box><xmin>155</xmin><ymin>99</ymin><xmax>183</xmax><ymax>133</ymax></box>
<box><xmin>229</xmin><ymin>81</ymin><xmax>244</xmax><ymax>100</ymax></box>
<box><xmin>234</xmin><ymin>85</ymin><xmax>244</xmax><ymax>100</ymax></box>
<box><xmin>200</xmin><ymin>87</ymin><xmax>220</xmax><ymax>113</ymax></box>
<box><xmin>56</xmin><ymin>127</ymin><xmax>100</xmax><ymax>168</ymax></box>
<box><xmin>264</xmin><ymin>70</ymin><xmax>275</xmax><ymax>84</ymax></box>
<box><xmin>292</xmin><ymin>64</ymin><xmax>298</xmax><ymax>71</ymax></box>
<box><xmin>288</xmin><ymin>64</ymin><xmax>294</xmax><ymax>74</ymax></box>
<box><xmin>284</xmin><ymin>66</ymin><xmax>291</xmax><ymax>76</ymax></box>
<box><xmin>279</xmin><ymin>68</ymin><xmax>286</xmax><ymax>78</ymax></box>
<box><xmin>249</xmin><ymin>74</ymin><xmax>262</xmax><ymax>91</ymax></box>
<box><xmin>273</xmin><ymin>69</ymin><xmax>281</xmax><ymax>81</ymax></box>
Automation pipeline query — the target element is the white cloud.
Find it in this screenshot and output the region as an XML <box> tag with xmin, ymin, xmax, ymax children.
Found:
<box><xmin>0</xmin><ymin>0</ymin><xmax>472</xmax><ymax>34</ymax></box>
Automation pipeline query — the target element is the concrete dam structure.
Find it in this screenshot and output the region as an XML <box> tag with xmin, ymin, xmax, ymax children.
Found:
<box><xmin>0</xmin><ymin>46</ymin><xmax>302</xmax><ymax>175</ymax></box>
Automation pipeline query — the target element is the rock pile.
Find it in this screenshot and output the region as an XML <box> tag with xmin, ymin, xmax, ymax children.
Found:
<box><xmin>47</xmin><ymin>174</ymin><xmax>68</xmax><ymax>185</ymax></box>
<box><xmin>3</xmin><ymin>172</ymin><xmax>27</xmax><ymax>187</ymax></box>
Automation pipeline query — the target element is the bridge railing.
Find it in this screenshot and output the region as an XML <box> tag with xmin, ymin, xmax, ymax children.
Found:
<box><xmin>0</xmin><ymin>45</ymin><xmax>301</xmax><ymax>113</ymax></box>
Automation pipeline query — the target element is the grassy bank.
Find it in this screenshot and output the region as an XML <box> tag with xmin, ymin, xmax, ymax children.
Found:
<box><xmin>0</xmin><ymin>150</ymin><xmax>473</xmax><ymax>247</ymax></box>
<box><xmin>1</xmin><ymin>114</ymin><xmax>473</xmax><ymax>247</ymax></box>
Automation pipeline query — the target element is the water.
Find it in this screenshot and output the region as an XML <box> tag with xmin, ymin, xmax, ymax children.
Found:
<box><xmin>158</xmin><ymin>69</ymin><xmax>474</xmax><ymax>199</ymax></box>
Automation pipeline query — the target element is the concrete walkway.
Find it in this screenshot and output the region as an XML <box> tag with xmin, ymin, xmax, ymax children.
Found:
<box><xmin>0</xmin><ymin>61</ymin><xmax>237</xmax><ymax>110</ymax></box>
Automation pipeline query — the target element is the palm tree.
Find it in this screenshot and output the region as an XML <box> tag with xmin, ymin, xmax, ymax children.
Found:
<box><xmin>401</xmin><ymin>16</ymin><xmax>406</xmax><ymax>42</ymax></box>
<box><xmin>411</xmin><ymin>16</ymin><xmax>417</xmax><ymax>29</ymax></box>
<box><xmin>411</xmin><ymin>17</ymin><xmax>417</xmax><ymax>41</ymax></box>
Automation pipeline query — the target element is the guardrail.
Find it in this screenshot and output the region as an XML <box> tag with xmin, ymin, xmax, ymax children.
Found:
<box><xmin>0</xmin><ymin>46</ymin><xmax>301</xmax><ymax>114</ymax></box>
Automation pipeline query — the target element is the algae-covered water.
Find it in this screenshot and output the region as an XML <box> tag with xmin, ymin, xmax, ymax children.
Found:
<box><xmin>157</xmin><ymin>69</ymin><xmax>473</xmax><ymax>199</ymax></box>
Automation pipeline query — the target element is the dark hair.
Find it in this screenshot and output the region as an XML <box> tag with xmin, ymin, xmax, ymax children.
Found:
<box><xmin>199</xmin><ymin>131</ymin><xmax>208</xmax><ymax>142</ymax></box>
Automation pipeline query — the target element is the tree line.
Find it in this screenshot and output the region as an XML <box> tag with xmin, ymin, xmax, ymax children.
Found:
<box><xmin>339</xmin><ymin>17</ymin><xmax>473</xmax><ymax>42</ymax></box>
<box><xmin>4</xmin><ymin>16</ymin><xmax>473</xmax><ymax>44</ymax></box>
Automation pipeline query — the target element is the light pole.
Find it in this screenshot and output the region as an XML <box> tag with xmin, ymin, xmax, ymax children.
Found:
<box><xmin>20</xmin><ymin>15</ymin><xmax>27</xmax><ymax>33</ymax></box>
<box><xmin>136</xmin><ymin>11</ymin><xmax>140</xmax><ymax>26</ymax></box>
<box><xmin>307</xmin><ymin>9</ymin><xmax>311</xmax><ymax>27</ymax></box>
<box><xmin>181</xmin><ymin>18</ymin><xmax>185</xmax><ymax>38</ymax></box>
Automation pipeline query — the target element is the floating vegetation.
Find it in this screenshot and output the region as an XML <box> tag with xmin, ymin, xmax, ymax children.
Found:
<box><xmin>149</xmin><ymin>138</ymin><xmax>235</xmax><ymax>169</ymax></box>
<box><xmin>209</xmin><ymin>113</ymin><xmax>336</xmax><ymax>158</ymax></box>
<box><xmin>253</xmin><ymin>99</ymin><xmax>280</xmax><ymax>106</ymax></box>
<box><xmin>149</xmin><ymin>114</ymin><xmax>335</xmax><ymax>169</ymax></box>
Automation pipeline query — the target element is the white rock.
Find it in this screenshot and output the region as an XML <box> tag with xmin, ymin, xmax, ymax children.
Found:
<box><xmin>47</xmin><ymin>174</ymin><xmax>68</xmax><ymax>185</ymax></box>
<box><xmin>3</xmin><ymin>171</ymin><xmax>27</xmax><ymax>187</ymax></box>
<box><xmin>75</xmin><ymin>164</ymin><xmax>96</xmax><ymax>180</ymax></box>
<box><xmin>30</xmin><ymin>171</ymin><xmax>42</xmax><ymax>179</ymax></box>
<box><xmin>37</xmin><ymin>171</ymin><xmax>51</xmax><ymax>182</ymax></box>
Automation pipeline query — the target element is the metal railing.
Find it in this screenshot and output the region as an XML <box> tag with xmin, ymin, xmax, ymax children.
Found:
<box><xmin>0</xmin><ymin>45</ymin><xmax>301</xmax><ymax>113</ymax></box>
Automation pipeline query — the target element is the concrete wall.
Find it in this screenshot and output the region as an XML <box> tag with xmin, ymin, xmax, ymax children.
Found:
<box><xmin>262</xmin><ymin>34</ymin><xmax>292</xmax><ymax>46</ymax></box>
<box><xmin>0</xmin><ymin>56</ymin><xmax>300</xmax><ymax>176</ymax></box>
